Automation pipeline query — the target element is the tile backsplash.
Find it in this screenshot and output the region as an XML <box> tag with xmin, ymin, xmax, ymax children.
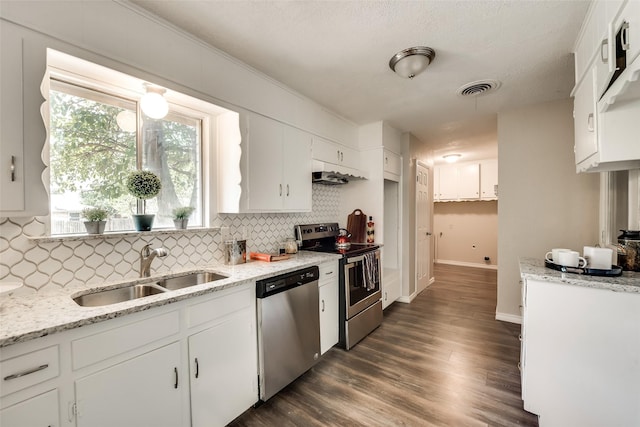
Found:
<box><xmin>0</xmin><ymin>185</ymin><xmax>339</xmax><ymax>294</ymax></box>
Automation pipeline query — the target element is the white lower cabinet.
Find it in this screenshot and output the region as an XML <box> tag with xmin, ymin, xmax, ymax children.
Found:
<box><xmin>318</xmin><ymin>261</ymin><xmax>339</xmax><ymax>355</ymax></box>
<box><xmin>75</xmin><ymin>342</ymin><xmax>183</xmax><ymax>427</ymax></box>
<box><xmin>0</xmin><ymin>282</ymin><xmax>258</xmax><ymax>427</ymax></box>
<box><xmin>189</xmin><ymin>308</ymin><xmax>257</xmax><ymax>427</ymax></box>
<box><xmin>521</xmin><ymin>278</ymin><xmax>640</xmax><ymax>426</ymax></box>
<box><xmin>0</xmin><ymin>389</ymin><xmax>59</xmax><ymax>427</ymax></box>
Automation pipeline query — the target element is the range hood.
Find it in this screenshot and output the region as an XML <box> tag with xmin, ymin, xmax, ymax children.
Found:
<box><xmin>312</xmin><ymin>160</ymin><xmax>368</xmax><ymax>185</ymax></box>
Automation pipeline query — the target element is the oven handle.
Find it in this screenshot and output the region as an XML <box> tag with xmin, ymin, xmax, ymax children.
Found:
<box><xmin>346</xmin><ymin>250</ymin><xmax>379</xmax><ymax>265</ymax></box>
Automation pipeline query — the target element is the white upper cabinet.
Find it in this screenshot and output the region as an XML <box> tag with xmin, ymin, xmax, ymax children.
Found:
<box><xmin>383</xmin><ymin>149</ymin><xmax>401</xmax><ymax>181</ymax></box>
<box><xmin>572</xmin><ymin>0</ymin><xmax>640</xmax><ymax>172</ymax></box>
<box><xmin>0</xmin><ymin>20</ymin><xmax>48</xmax><ymax>216</ymax></box>
<box><xmin>480</xmin><ymin>159</ymin><xmax>498</xmax><ymax>200</ymax></box>
<box><xmin>311</xmin><ymin>135</ymin><xmax>364</xmax><ymax>177</ymax></box>
<box><xmin>218</xmin><ymin>112</ymin><xmax>312</xmax><ymax>213</ymax></box>
<box><xmin>434</xmin><ymin>162</ymin><xmax>484</xmax><ymax>202</ymax></box>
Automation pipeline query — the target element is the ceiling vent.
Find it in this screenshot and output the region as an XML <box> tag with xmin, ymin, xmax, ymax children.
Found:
<box><xmin>457</xmin><ymin>80</ymin><xmax>501</xmax><ymax>97</ymax></box>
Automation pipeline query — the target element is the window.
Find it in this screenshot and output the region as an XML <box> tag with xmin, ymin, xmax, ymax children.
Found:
<box><xmin>49</xmin><ymin>79</ymin><xmax>205</xmax><ymax>234</ymax></box>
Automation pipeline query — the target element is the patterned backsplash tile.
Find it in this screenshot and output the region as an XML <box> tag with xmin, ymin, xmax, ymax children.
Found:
<box><xmin>0</xmin><ymin>185</ymin><xmax>340</xmax><ymax>294</ymax></box>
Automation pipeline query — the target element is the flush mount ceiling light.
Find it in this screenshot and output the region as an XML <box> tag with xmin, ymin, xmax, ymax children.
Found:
<box><xmin>443</xmin><ymin>154</ymin><xmax>462</xmax><ymax>163</ymax></box>
<box><xmin>140</xmin><ymin>84</ymin><xmax>168</xmax><ymax>119</ymax></box>
<box><xmin>389</xmin><ymin>46</ymin><xmax>436</xmax><ymax>79</ymax></box>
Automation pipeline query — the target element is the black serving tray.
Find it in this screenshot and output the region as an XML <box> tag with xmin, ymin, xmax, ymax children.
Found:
<box><xmin>544</xmin><ymin>259</ymin><xmax>623</xmax><ymax>277</ymax></box>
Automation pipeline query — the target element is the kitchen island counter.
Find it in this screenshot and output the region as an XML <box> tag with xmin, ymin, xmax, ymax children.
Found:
<box><xmin>519</xmin><ymin>257</ymin><xmax>639</xmax><ymax>293</ymax></box>
<box><xmin>0</xmin><ymin>251</ymin><xmax>340</xmax><ymax>348</ymax></box>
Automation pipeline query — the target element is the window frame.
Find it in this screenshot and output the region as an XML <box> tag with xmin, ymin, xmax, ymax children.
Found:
<box><xmin>46</xmin><ymin>54</ymin><xmax>214</xmax><ymax>234</ymax></box>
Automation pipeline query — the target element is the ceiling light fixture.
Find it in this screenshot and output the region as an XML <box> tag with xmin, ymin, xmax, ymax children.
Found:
<box><xmin>140</xmin><ymin>84</ymin><xmax>168</xmax><ymax>119</ymax></box>
<box><xmin>389</xmin><ymin>46</ymin><xmax>436</xmax><ymax>79</ymax></box>
<box><xmin>443</xmin><ymin>154</ymin><xmax>462</xmax><ymax>163</ymax></box>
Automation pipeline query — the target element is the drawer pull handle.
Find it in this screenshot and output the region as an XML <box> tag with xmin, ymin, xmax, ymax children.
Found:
<box><xmin>3</xmin><ymin>364</ymin><xmax>49</xmax><ymax>381</ymax></box>
<box><xmin>174</xmin><ymin>367</ymin><xmax>178</xmax><ymax>389</ymax></box>
<box><xmin>321</xmin><ymin>299</ymin><xmax>325</xmax><ymax>312</ymax></box>
<box><xmin>195</xmin><ymin>358</ymin><xmax>199</xmax><ymax>379</ymax></box>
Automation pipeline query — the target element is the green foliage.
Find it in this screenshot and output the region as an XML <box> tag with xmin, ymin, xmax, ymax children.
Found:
<box><xmin>126</xmin><ymin>170</ymin><xmax>162</xmax><ymax>200</ymax></box>
<box><xmin>81</xmin><ymin>207</ymin><xmax>108</xmax><ymax>222</ymax></box>
<box><xmin>172</xmin><ymin>206</ymin><xmax>195</xmax><ymax>220</ymax></box>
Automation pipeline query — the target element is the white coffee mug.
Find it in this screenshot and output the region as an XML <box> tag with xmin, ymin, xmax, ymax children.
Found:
<box><xmin>583</xmin><ymin>246</ymin><xmax>613</xmax><ymax>270</ymax></box>
<box><xmin>545</xmin><ymin>248</ymin><xmax>571</xmax><ymax>263</ymax></box>
<box><xmin>556</xmin><ymin>250</ymin><xmax>588</xmax><ymax>268</ymax></box>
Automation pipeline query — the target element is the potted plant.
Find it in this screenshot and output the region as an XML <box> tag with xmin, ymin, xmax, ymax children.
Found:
<box><xmin>172</xmin><ymin>206</ymin><xmax>195</xmax><ymax>230</ymax></box>
<box><xmin>126</xmin><ymin>170</ymin><xmax>162</xmax><ymax>231</ymax></box>
<box><xmin>81</xmin><ymin>207</ymin><xmax>108</xmax><ymax>234</ymax></box>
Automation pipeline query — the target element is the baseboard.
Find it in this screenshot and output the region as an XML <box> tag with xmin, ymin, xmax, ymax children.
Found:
<box><xmin>397</xmin><ymin>277</ymin><xmax>434</xmax><ymax>304</ymax></box>
<box><xmin>435</xmin><ymin>259</ymin><xmax>498</xmax><ymax>270</ymax></box>
<box><xmin>495</xmin><ymin>312</ymin><xmax>522</xmax><ymax>324</ymax></box>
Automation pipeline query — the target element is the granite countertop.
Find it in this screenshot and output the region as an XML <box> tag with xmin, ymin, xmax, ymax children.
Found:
<box><xmin>519</xmin><ymin>257</ymin><xmax>640</xmax><ymax>293</ymax></box>
<box><xmin>0</xmin><ymin>251</ymin><xmax>340</xmax><ymax>348</ymax></box>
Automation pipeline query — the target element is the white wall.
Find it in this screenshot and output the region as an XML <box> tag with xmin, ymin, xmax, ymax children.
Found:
<box><xmin>434</xmin><ymin>201</ymin><xmax>497</xmax><ymax>268</ymax></box>
<box><xmin>497</xmin><ymin>98</ymin><xmax>600</xmax><ymax>322</ymax></box>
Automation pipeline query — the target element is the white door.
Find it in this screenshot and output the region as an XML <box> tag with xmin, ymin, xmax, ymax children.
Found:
<box><xmin>246</xmin><ymin>114</ymin><xmax>284</xmax><ymax>211</ymax></box>
<box><xmin>282</xmin><ymin>125</ymin><xmax>312</xmax><ymax>211</ymax></box>
<box><xmin>75</xmin><ymin>342</ymin><xmax>183</xmax><ymax>427</ymax></box>
<box><xmin>189</xmin><ymin>310</ymin><xmax>258</xmax><ymax>427</ymax></box>
<box><xmin>0</xmin><ymin>389</ymin><xmax>59</xmax><ymax>427</ymax></box>
<box><xmin>416</xmin><ymin>162</ymin><xmax>431</xmax><ymax>293</ymax></box>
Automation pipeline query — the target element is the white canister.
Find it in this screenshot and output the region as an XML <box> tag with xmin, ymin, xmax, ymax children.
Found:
<box><xmin>583</xmin><ymin>246</ymin><xmax>613</xmax><ymax>270</ymax></box>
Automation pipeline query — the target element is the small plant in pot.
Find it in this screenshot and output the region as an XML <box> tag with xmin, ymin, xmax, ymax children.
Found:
<box><xmin>81</xmin><ymin>207</ymin><xmax>108</xmax><ymax>235</ymax></box>
<box><xmin>126</xmin><ymin>170</ymin><xmax>162</xmax><ymax>231</ymax></box>
<box><xmin>172</xmin><ymin>206</ymin><xmax>195</xmax><ymax>230</ymax></box>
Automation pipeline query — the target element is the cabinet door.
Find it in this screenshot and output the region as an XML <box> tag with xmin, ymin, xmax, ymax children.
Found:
<box><xmin>383</xmin><ymin>150</ymin><xmax>401</xmax><ymax>177</ymax></box>
<box><xmin>338</xmin><ymin>144</ymin><xmax>360</xmax><ymax>170</ymax></box>
<box><xmin>0</xmin><ymin>21</ymin><xmax>48</xmax><ymax>216</ymax></box>
<box><xmin>319</xmin><ymin>280</ymin><xmax>339</xmax><ymax>355</ymax></box>
<box><xmin>189</xmin><ymin>309</ymin><xmax>257</xmax><ymax>427</ymax></box>
<box><xmin>312</xmin><ymin>136</ymin><xmax>341</xmax><ymax>164</ymax></box>
<box><xmin>282</xmin><ymin>126</ymin><xmax>312</xmax><ymax>211</ymax></box>
<box><xmin>437</xmin><ymin>165</ymin><xmax>458</xmax><ymax>200</ymax></box>
<box><xmin>75</xmin><ymin>342</ymin><xmax>182</xmax><ymax>427</ymax></box>
<box><xmin>246</xmin><ymin>114</ymin><xmax>284</xmax><ymax>211</ymax></box>
<box><xmin>480</xmin><ymin>160</ymin><xmax>498</xmax><ymax>200</ymax></box>
<box><xmin>619</xmin><ymin>0</ymin><xmax>640</xmax><ymax>64</ymax></box>
<box><xmin>0</xmin><ymin>21</ymin><xmax>25</xmax><ymax>212</ymax></box>
<box><xmin>0</xmin><ymin>389</ymin><xmax>59</xmax><ymax>427</ymax></box>
<box><xmin>573</xmin><ymin>67</ymin><xmax>598</xmax><ymax>165</ymax></box>
<box><xmin>457</xmin><ymin>163</ymin><xmax>480</xmax><ymax>199</ymax></box>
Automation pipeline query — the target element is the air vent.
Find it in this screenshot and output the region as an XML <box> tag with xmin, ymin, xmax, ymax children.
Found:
<box><xmin>457</xmin><ymin>80</ymin><xmax>501</xmax><ymax>97</ymax></box>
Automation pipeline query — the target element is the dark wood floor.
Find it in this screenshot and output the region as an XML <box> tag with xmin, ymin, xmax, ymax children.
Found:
<box><xmin>229</xmin><ymin>264</ymin><xmax>538</xmax><ymax>427</ymax></box>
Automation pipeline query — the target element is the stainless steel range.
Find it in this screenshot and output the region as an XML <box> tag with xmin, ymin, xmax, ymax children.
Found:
<box><xmin>295</xmin><ymin>223</ymin><xmax>382</xmax><ymax>350</ymax></box>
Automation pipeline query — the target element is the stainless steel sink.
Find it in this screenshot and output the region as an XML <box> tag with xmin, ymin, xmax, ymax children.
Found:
<box><xmin>73</xmin><ymin>283</ymin><xmax>168</xmax><ymax>307</ymax></box>
<box><xmin>155</xmin><ymin>272</ymin><xmax>228</xmax><ymax>291</ymax></box>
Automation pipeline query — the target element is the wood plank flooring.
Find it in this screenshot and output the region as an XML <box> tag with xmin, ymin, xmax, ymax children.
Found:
<box><xmin>228</xmin><ymin>263</ymin><xmax>538</xmax><ymax>427</ymax></box>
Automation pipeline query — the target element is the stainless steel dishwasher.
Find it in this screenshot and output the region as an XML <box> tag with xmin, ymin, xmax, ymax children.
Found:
<box><xmin>256</xmin><ymin>266</ymin><xmax>320</xmax><ymax>402</ymax></box>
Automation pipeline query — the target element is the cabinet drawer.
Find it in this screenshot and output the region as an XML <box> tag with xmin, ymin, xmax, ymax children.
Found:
<box><xmin>72</xmin><ymin>311</ymin><xmax>179</xmax><ymax>370</ymax></box>
<box><xmin>0</xmin><ymin>346</ymin><xmax>59</xmax><ymax>397</ymax></box>
<box><xmin>187</xmin><ymin>286</ymin><xmax>253</xmax><ymax>328</ymax></box>
<box><xmin>318</xmin><ymin>262</ymin><xmax>338</xmax><ymax>286</ymax></box>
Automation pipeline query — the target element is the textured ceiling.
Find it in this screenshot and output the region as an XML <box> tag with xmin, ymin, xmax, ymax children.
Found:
<box><xmin>130</xmin><ymin>0</ymin><xmax>590</xmax><ymax>162</ymax></box>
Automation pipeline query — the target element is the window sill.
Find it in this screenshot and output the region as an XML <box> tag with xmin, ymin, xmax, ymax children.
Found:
<box><xmin>29</xmin><ymin>227</ymin><xmax>221</xmax><ymax>244</ymax></box>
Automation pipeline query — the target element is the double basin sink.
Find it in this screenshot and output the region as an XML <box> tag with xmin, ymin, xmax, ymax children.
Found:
<box><xmin>73</xmin><ymin>272</ymin><xmax>228</xmax><ymax>307</ymax></box>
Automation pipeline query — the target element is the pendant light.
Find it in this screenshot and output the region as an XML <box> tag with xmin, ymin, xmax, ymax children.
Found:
<box><xmin>140</xmin><ymin>84</ymin><xmax>168</xmax><ymax>119</ymax></box>
<box><xmin>389</xmin><ymin>46</ymin><xmax>436</xmax><ymax>79</ymax></box>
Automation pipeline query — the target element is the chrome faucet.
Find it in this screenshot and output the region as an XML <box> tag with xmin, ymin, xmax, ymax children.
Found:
<box><xmin>139</xmin><ymin>244</ymin><xmax>168</xmax><ymax>277</ymax></box>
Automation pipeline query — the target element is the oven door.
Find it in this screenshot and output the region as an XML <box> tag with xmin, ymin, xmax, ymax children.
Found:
<box><xmin>343</xmin><ymin>249</ymin><xmax>381</xmax><ymax>319</ymax></box>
